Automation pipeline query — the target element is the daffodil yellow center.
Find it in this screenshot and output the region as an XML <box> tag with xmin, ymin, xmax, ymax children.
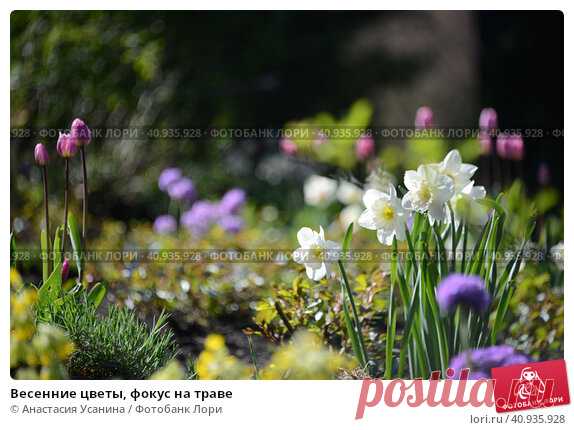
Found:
<box><xmin>418</xmin><ymin>184</ymin><xmax>431</xmax><ymax>203</ymax></box>
<box><xmin>310</xmin><ymin>244</ymin><xmax>323</xmax><ymax>260</ymax></box>
<box><xmin>378</xmin><ymin>204</ymin><xmax>395</xmax><ymax>221</ymax></box>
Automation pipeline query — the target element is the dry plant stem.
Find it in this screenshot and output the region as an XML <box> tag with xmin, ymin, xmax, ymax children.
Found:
<box><xmin>42</xmin><ymin>165</ymin><xmax>51</xmax><ymax>272</ymax></box>
<box><xmin>80</xmin><ymin>146</ymin><xmax>88</xmax><ymax>242</ymax></box>
<box><xmin>62</xmin><ymin>158</ymin><xmax>69</xmax><ymax>256</ymax></box>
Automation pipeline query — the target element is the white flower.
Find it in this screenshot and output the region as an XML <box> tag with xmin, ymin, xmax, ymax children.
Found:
<box><xmin>451</xmin><ymin>181</ymin><xmax>489</xmax><ymax>226</ymax></box>
<box><xmin>358</xmin><ymin>185</ymin><xmax>410</xmax><ymax>245</ymax></box>
<box><xmin>303</xmin><ymin>175</ymin><xmax>338</xmax><ymax>207</ymax></box>
<box><xmin>432</xmin><ymin>149</ymin><xmax>478</xmax><ymax>192</ymax></box>
<box><xmin>336</xmin><ymin>180</ymin><xmax>363</xmax><ymax>205</ymax></box>
<box><xmin>339</xmin><ymin>204</ymin><xmax>363</xmax><ymax>230</ymax></box>
<box><xmin>293</xmin><ymin>226</ymin><xmax>341</xmax><ymax>281</ymax></box>
<box><xmin>402</xmin><ymin>164</ymin><xmax>455</xmax><ymax>224</ymax></box>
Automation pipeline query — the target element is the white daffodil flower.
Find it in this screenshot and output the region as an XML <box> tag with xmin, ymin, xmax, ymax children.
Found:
<box><xmin>451</xmin><ymin>181</ymin><xmax>489</xmax><ymax>226</ymax></box>
<box><xmin>339</xmin><ymin>204</ymin><xmax>363</xmax><ymax>231</ymax></box>
<box><xmin>303</xmin><ymin>175</ymin><xmax>338</xmax><ymax>207</ymax></box>
<box><xmin>336</xmin><ymin>180</ymin><xmax>363</xmax><ymax>205</ymax></box>
<box><xmin>358</xmin><ymin>185</ymin><xmax>410</xmax><ymax>245</ymax></box>
<box><xmin>432</xmin><ymin>149</ymin><xmax>478</xmax><ymax>192</ymax></box>
<box><xmin>293</xmin><ymin>226</ymin><xmax>341</xmax><ymax>281</ymax></box>
<box><xmin>402</xmin><ymin>164</ymin><xmax>455</xmax><ymax>224</ymax></box>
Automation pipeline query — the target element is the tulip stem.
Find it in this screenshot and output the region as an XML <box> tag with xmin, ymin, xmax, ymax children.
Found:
<box><xmin>62</xmin><ymin>158</ymin><xmax>69</xmax><ymax>256</ymax></box>
<box><xmin>80</xmin><ymin>146</ymin><xmax>88</xmax><ymax>242</ymax></box>
<box><xmin>42</xmin><ymin>165</ymin><xmax>51</xmax><ymax>273</ymax></box>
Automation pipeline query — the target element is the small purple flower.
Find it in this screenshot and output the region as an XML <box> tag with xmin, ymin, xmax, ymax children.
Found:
<box><xmin>355</xmin><ymin>135</ymin><xmax>375</xmax><ymax>161</ymax></box>
<box><xmin>479</xmin><ymin>107</ymin><xmax>498</xmax><ymax>132</ymax></box>
<box><xmin>436</xmin><ymin>274</ymin><xmax>491</xmax><ymax>314</ymax></box>
<box><xmin>218</xmin><ymin>188</ymin><xmax>246</xmax><ymax>216</ymax></box>
<box><xmin>449</xmin><ymin>346</ymin><xmax>529</xmax><ymax>380</ymax></box>
<box><xmin>158</xmin><ymin>168</ymin><xmax>182</xmax><ymax>192</ymax></box>
<box><xmin>415</xmin><ymin>106</ymin><xmax>433</xmax><ymax>129</ymax></box>
<box><xmin>496</xmin><ymin>133</ymin><xmax>510</xmax><ymax>159</ymax></box>
<box><xmin>57</xmin><ymin>132</ymin><xmax>77</xmax><ymax>158</ymax></box>
<box><xmin>181</xmin><ymin>200</ymin><xmax>219</xmax><ymax>235</ymax></box>
<box><xmin>34</xmin><ymin>143</ymin><xmax>49</xmax><ymax>166</ymax></box>
<box><xmin>279</xmin><ymin>138</ymin><xmax>298</xmax><ymax>156</ymax></box>
<box><xmin>218</xmin><ymin>215</ymin><xmax>244</xmax><ymax>234</ymax></box>
<box><xmin>537</xmin><ymin>163</ymin><xmax>551</xmax><ymax>185</ymax></box>
<box><xmin>167</xmin><ymin>177</ymin><xmax>196</xmax><ymax>202</ymax></box>
<box><xmin>70</xmin><ymin>118</ymin><xmax>91</xmax><ymax>146</ymax></box>
<box><xmin>153</xmin><ymin>215</ymin><xmax>177</xmax><ymax>235</ymax></box>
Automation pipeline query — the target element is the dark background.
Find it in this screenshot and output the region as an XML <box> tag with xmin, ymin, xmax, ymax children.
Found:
<box><xmin>10</xmin><ymin>11</ymin><xmax>564</xmax><ymax>225</ymax></box>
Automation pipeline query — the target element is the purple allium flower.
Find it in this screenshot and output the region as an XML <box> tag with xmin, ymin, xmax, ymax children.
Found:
<box><xmin>153</xmin><ymin>214</ymin><xmax>177</xmax><ymax>235</ymax></box>
<box><xmin>218</xmin><ymin>188</ymin><xmax>246</xmax><ymax>216</ymax></box>
<box><xmin>436</xmin><ymin>274</ymin><xmax>491</xmax><ymax>314</ymax></box>
<box><xmin>479</xmin><ymin>107</ymin><xmax>498</xmax><ymax>132</ymax></box>
<box><xmin>537</xmin><ymin>163</ymin><xmax>551</xmax><ymax>185</ymax></box>
<box><xmin>279</xmin><ymin>138</ymin><xmax>298</xmax><ymax>156</ymax></box>
<box><xmin>34</xmin><ymin>143</ymin><xmax>49</xmax><ymax>166</ymax></box>
<box><xmin>167</xmin><ymin>177</ymin><xmax>196</xmax><ymax>202</ymax></box>
<box><xmin>449</xmin><ymin>345</ymin><xmax>529</xmax><ymax>380</ymax></box>
<box><xmin>158</xmin><ymin>167</ymin><xmax>182</xmax><ymax>192</ymax></box>
<box><xmin>61</xmin><ymin>258</ymin><xmax>70</xmax><ymax>281</ymax></box>
<box><xmin>70</xmin><ymin>118</ymin><xmax>91</xmax><ymax>146</ymax></box>
<box><xmin>355</xmin><ymin>135</ymin><xmax>375</xmax><ymax>161</ymax></box>
<box><xmin>218</xmin><ymin>215</ymin><xmax>244</xmax><ymax>234</ymax></box>
<box><xmin>181</xmin><ymin>201</ymin><xmax>219</xmax><ymax>235</ymax></box>
<box><xmin>415</xmin><ymin>106</ymin><xmax>433</xmax><ymax>129</ymax></box>
<box><xmin>57</xmin><ymin>132</ymin><xmax>77</xmax><ymax>158</ymax></box>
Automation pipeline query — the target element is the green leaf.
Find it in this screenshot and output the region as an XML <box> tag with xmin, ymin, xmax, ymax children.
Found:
<box><xmin>36</xmin><ymin>262</ymin><xmax>63</xmax><ymax>321</ymax></box>
<box><xmin>41</xmin><ymin>229</ymin><xmax>49</xmax><ymax>283</ymax></box>
<box><xmin>342</xmin><ymin>222</ymin><xmax>354</xmax><ymax>253</ymax></box>
<box><xmin>68</xmin><ymin>213</ymin><xmax>83</xmax><ymax>281</ymax></box>
<box><xmin>87</xmin><ymin>282</ymin><xmax>107</xmax><ymax>309</ymax></box>
<box><xmin>53</xmin><ymin>225</ymin><xmax>63</xmax><ymax>269</ymax></box>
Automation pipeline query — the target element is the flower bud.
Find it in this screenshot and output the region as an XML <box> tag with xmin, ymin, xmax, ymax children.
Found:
<box><xmin>279</xmin><ymin>138</ymin><xmax>298</xmax><ymax>156</ymax></box>
<box><xmin>496</xmin><ymin>133</ymin><xmax>510</xmax><ymax>159</ymax></box>
<box><xmin>34</xmin><ymin>143</ymin><xmax>49</xmax><ymax>166</ymax></box>
<box><xmin>57</xmin><ymin>132</ymin><xmax>77</xmax><ymax>158</ymax></box>
<box><xmin>415</xmin><ymin>106</ymin><xmax>433</xmax><ymax>129</ymax></box>
<box><xmin>70</xmin><ymin>118</ymin><xmax>91</xmax><ymax>146</ymax></box>
<box><xmin>478</xmin><ymin>132</ymin><xmax>492</xmax><ymax>155</ymax></box>
<box><xmin>355</xmin><ymin>135</ymin><xmax>375</xmax><ymax>161</ymax></box>
<box><xmin>507</xmin><ymin>134</ymin><xmax>524</xmax><ymax>161</ymax></box>
<box><xmin>479</xmin><ymin>107</ymin><xmax>498</xmax><ymax>133</ymax></box>
<box><xmin>537</xmin><ymin>163</ymin><xmax>551</xmax><ymax>185</ymax></box>
<box><xmin>61</xmin><ymin>258</ymin><xmax>70</xmax><ymax>281</ymax></box>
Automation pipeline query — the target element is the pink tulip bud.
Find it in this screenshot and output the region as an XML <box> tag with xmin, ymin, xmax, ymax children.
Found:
<box><xmin>496</xmin><ymin>133</ymin><xmax>510</xmax><ymax>159</ymax></box>
<box><xmin>507</xmin><ymin>134</ymin><xmax>524</xmax><ymax>161</ymax></box>
<box><xmin>279</xmin><ymin>138</ymin><xmax>297</xmax><ymax>156</ymax></box>
<box><xmin>70</xmin><ymin>118</ymin><xmax>91</xmax><ymax>146</ymax></box>
<box><xmin>537</xmin><ymin>163</ymin><xmax>551</xmax><ymax>185</ymax></box>
<box><xmin>355</xmin><ymin>134</ymin><xmax>375</xmax><ymax>161</ymax></box>
<box><xmin>479</xmin><ymin>107</ymin><xmax>498</xmax><ymax>132</ymax></box>
<box><xmin>61</xmin><ymin>258</ymin><xmax>70</xmax><ymax>281</ymax></box>
<box><xmin>34</xmin><ymin>143</ymin><xmax>49</xmax><ymax>166</ymax></box>
<box><xmin>478</xmin><ymin>132</ymin><xmax>492</xmax><ymax>155</ymax></box>
<box><xmin>415</xmin><ymin>106</ymin><xmax>433</xmax><ymax>129</ymax></box>
<box><xmin>57</xmin><ymin>132</ymin><xmax>77</xmax><ymax>158</ymax></box>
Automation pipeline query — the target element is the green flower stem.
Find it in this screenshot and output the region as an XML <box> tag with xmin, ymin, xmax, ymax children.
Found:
<box><xmin>41</xmin><ymin>165</ymin><xmax>51</xmax><ymax>273</ymax></box>
<box><xmin>80</xmin><ymin>146</ymin><xmax>88</xmax><ymax>242</ymax></box>
<box><xmin>62</xmin><ymin>158</ymin><xmax>69</xmax><ymax>256</ymax></box>
<box><xmin>338</xmin><ymin>260</ymin><xmax>369</xmax><ymax>370</ymax></box>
